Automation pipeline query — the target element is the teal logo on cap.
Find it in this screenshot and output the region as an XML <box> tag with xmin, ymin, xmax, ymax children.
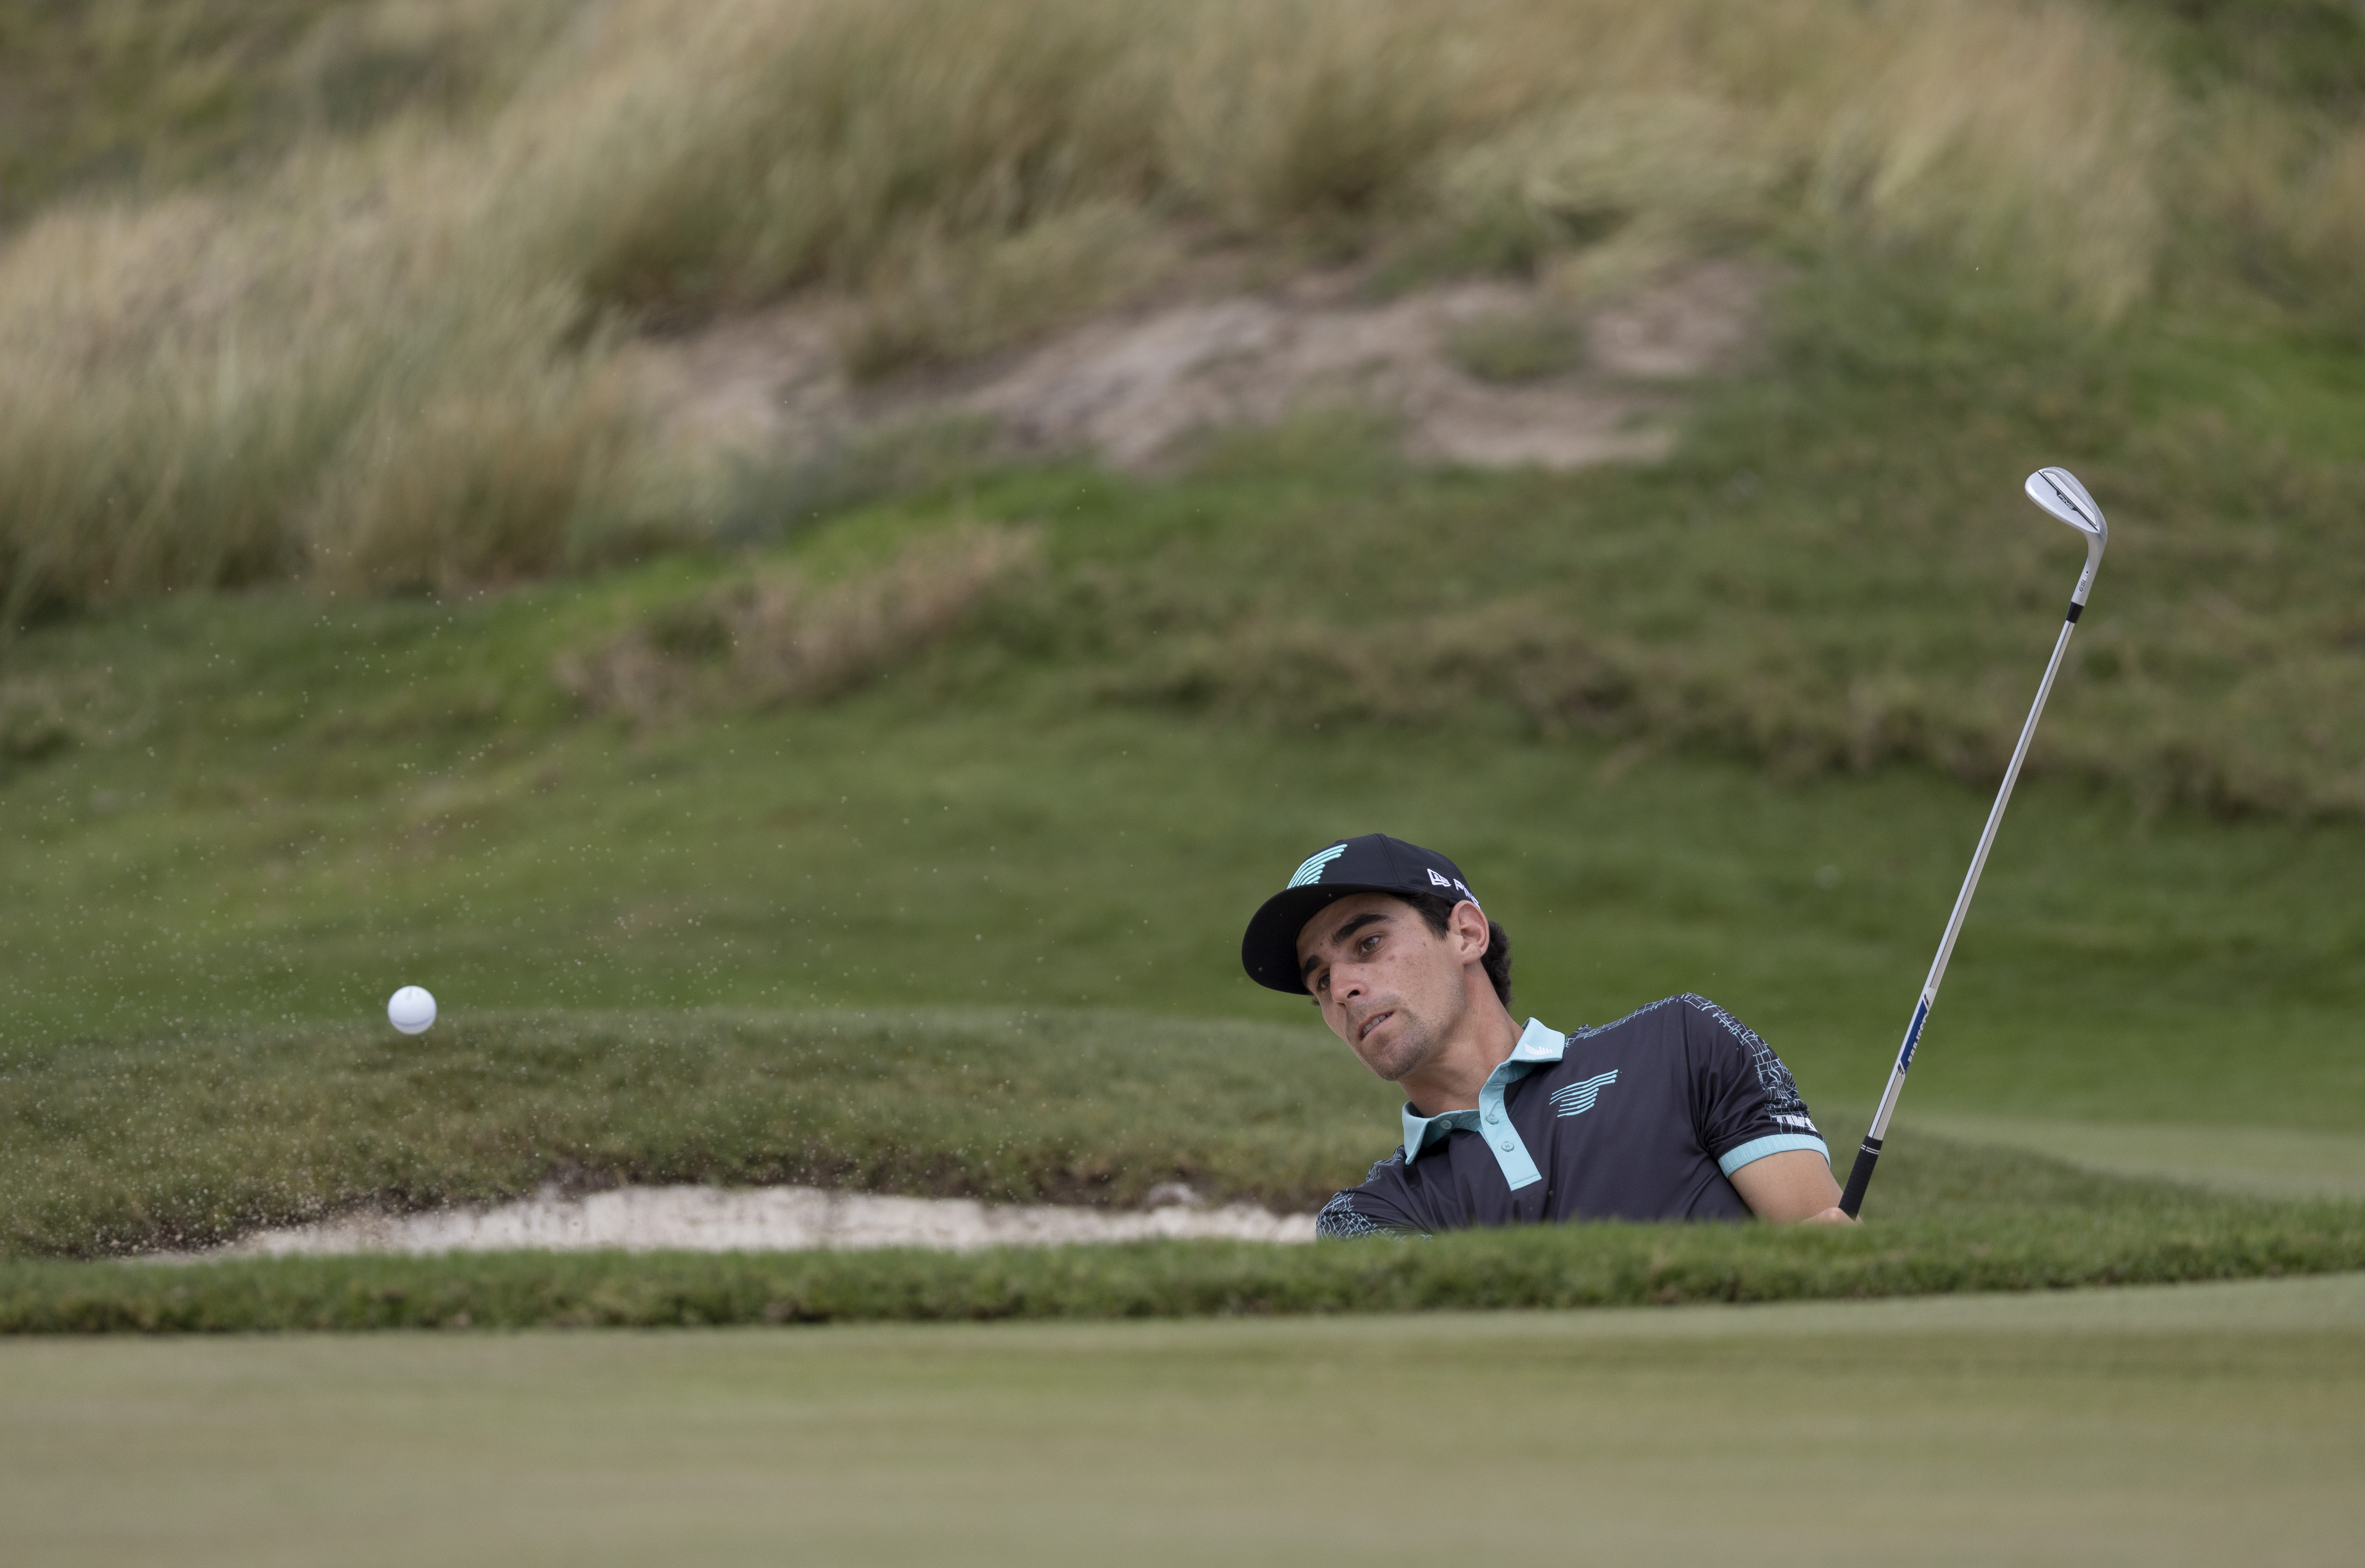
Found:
<box><xmin>1287</xmin><ymin>844</ymin><xmax>1348</xmax><ymax>888</ymax></box>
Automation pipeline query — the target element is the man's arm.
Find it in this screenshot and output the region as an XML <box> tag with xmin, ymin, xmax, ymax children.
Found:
<box><xmin>1726</xmin><ymin>1149</ymin><xmax>1853</xmax><ymax>1225</ymax></box>
<box><xmin>1674</xmin><ymin>995</ymin><xmax>1854</xmax><ymax>1225</ymax></box>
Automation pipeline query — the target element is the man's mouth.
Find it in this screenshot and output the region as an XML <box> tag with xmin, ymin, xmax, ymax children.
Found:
<box><xmin>1357</xmin><ymin>1010</ymin><xmax>1393</xmax><ymax>1045</ymax></box>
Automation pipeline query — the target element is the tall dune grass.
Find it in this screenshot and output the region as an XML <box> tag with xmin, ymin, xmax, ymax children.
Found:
<box><xmin>0</xmin><ymin>134</ymin><xmax>660</xmax><ymax>620</ymax></box>
<box><xmin>0</xmin><ymin>0</ymin><xmax>2358</xmax><ymax>621</ymax></box>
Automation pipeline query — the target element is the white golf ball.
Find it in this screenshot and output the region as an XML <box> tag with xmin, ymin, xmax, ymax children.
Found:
<box><xmin>387</xmin><ymin>985</ymin><xmax>437</xmax><ymax>1035</ymax></box>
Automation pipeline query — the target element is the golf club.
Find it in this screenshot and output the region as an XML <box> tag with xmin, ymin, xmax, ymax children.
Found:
<box><xmin>1837</xmin><ymin>466</ymin><xmax>2108</xmax><ymax>1218</ymax></box>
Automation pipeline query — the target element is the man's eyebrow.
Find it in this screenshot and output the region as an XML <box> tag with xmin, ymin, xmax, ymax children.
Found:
<box><xmin>1300</xmin><ymin>911</ymin><xmax>1391</xmax><ymax>978</ymax></box>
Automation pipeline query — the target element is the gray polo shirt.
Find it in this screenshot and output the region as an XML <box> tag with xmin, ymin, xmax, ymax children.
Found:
<box><xmin>1314</xmin><ymin>994</ymin><xmax>1828</xmax><ymax>1236</ymax></box>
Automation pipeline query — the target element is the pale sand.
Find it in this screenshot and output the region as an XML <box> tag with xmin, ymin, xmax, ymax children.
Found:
<box><xmin>197</xmin><ymin>1186</ymin><xmax>1316</xmax><ymax>1258</ymax></box>
<box><xmin>630</xmin><ymin>260</ymin><xmax>1766</xmax><ymax>475</ymax></box>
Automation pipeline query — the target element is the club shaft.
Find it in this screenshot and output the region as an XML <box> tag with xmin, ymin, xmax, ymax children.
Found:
<box><xmin>1839</xmin><ymin>603</ymin><xmax>2086</xmax><ymax>1217</ymax></box>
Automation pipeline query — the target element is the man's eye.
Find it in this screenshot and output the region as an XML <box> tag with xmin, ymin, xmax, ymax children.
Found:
<box><xmin>1360</xmin><ymin>935</ymin><xmax>1380</xmax><ymax>952</ymax></box>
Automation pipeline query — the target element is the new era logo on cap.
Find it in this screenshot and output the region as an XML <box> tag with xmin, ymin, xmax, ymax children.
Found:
<box><xmin>1241</xmin><ymin>833</ymin><xmax>1485</xmax><ymax>994</ymax></box>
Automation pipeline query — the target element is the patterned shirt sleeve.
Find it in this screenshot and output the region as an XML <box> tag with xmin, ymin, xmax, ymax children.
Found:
<box><xmin>1677</xmin><ymin>994</ymin><xmax>1829</xmax><ymax>1176</ymax></box>
<box><xmin>1313</xmin><ymin>1150</ymin><xmax>1426</xmax><ymax>1238</ymax></box>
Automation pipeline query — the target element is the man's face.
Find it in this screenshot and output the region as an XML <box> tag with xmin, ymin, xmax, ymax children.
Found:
<box><xmin>1295</xmin><ymin>893</ymin><xmax>1479</xmax><ymax>1083</ymax></box>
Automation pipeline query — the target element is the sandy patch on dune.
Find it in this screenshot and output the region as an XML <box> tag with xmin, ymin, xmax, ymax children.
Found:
<box><xmin>193</xmin><ymin>1185</ymin><xmax>1316</xmax><ymax>1257</ymax></box>
<box><xmin>630</xmin><ymin>260</ymin><xmax>1765</xmax><ymax>474</ymax></box>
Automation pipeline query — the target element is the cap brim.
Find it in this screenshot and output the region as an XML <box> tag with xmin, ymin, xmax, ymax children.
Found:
<box><xmin>1240</xmin><ymin>882</ymin><xmax>1401</xmax><ymax>994</ymax></box>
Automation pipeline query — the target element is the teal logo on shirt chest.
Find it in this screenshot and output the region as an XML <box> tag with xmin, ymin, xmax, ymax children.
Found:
<box><xmin>1549</xmin><ymin>1069</ymin><xmax>1618</xmax><ymax>1117</ymax></box>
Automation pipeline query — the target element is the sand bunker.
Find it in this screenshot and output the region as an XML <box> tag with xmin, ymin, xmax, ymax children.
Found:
<box><xmin>204</xmin><ymin>1185</ymin><xmax>1317</xmax><ymax>1257</ymax></box>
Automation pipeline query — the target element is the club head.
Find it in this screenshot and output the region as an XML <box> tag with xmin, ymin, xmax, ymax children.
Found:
<box><xmin>2024</xmin><ymin>467</ymin><xmax>2107</xmax><ymax>541</ymax></box>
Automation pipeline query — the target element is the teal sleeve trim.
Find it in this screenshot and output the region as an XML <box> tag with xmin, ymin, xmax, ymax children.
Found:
<box><xmin>1716</xmin><ymin>1133</ymin><xmax>1831</xmax><ymax>1176</ymax></box>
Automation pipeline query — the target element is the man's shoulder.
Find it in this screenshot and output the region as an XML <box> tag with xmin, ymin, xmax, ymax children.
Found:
<box><xmin>1562</xmin><ymin>992</ymin><xmax>1733</xmax><ymax>1047</ymax></box>
<box><xmin>1563</xmin><ymin>991</ymin><xmax>1808</xmax><ymax>1121</ymax></box>
<box><xmin>1542</xmin><ymin>994</ymin><xmax>1775</xmax><ymax>1090</ymax></box>
<box><xmin>1317</xmin><ymin>1148</ymin><xmax>1421</xmax><ymax>1238</ymax></box>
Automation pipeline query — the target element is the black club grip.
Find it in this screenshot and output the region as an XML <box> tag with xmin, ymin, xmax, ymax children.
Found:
<box><xmin>1838</xmin><ymin>1136</ymin><xmax>1882</xmax><ymax>1218</ymax></box>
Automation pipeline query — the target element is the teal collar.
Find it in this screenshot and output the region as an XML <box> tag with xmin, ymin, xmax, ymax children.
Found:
<box><xmin>1398</xmin><ymin>1018</ymin><xmax>1566</xmax><ymax>1192</ymax></box>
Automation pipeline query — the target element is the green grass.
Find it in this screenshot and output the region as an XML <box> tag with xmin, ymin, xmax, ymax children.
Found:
<box><xmin>1444</xmin><ymin>304</ymin><xmax>1586</xmax><ymax>382</ymax></box>
<box><xmin>6</xmin><ymin>298</ymin><xmax>2364</xmax><ymax>1273</ymax></box>
<box><xmin>10</xmin><ymin>1079</ymin><xmax>2365</xmax><ymax>1322</ymax></box>
<box><xmin>3</xmin><ymin>1278</ymin><xmax>2362</xmax><ymax>1565</ymax></box>
<box><xmin>5</xmin><ymin>671</ymin><xmax>2363</xmax><ymax>1110</ymax></box>
<box><xmin>0</xmin><ymin>944</ymin><xmax>2336</xmax><ymax>1259</ymax></box>
<box><xmin>3</xmin><ymin>2</ymin><xmax>2363</xmax><ymax>1313</ymax></box>
<box><xmin>2117</xmin><ymin>0</ymin><xmax>2365</xmax><ymax>113</ymax></box>
<box><xmin>0</xmin><ymin>0</ymin><xmax>570</xmax><ymax>228</ymax></box>
<box><xmin>1924</xmin><ymin>1114</ymin><xmax>2365</xmax><ymax>1201</ymax></box>
<box><xmin>4</xmin><ymin>404</ymin><xmax>2364</xmax><ymax>1130</ymax></box>
<box><xmin>0</xmin><ymin>1009</ymin><xmax>1395</xmax><ymax>1256</ymax></box>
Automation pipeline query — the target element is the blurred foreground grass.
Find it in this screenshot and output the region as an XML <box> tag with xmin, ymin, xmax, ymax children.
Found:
<box><xmin>4</xmin><ymin>1285</ymin><xmax>2361</xmax><ymax>1563</ymax></box>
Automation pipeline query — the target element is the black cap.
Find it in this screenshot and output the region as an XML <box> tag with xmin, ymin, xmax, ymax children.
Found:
<box><xmin>1239</xmin><ymin>834</ymin><xmax>1484</xmax><ymax>994</ymax></box>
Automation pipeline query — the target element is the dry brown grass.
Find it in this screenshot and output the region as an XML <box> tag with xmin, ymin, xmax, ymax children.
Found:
<box><xmin>0</xmin><ymin>123</ymin><xmax>664</xmax><ymax>619</ymax></box>
<box><xmin>556</xmin><ymin>522</ymin><xmax>1044</xmax><ymax>722</ymax></box>
<box><xmin>0</xmin><ymin>0</ymin><xmax>2358</xmax><ymax>617</ymax></box>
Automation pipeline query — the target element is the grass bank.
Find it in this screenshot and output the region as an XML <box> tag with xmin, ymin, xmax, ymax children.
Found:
<box><xmin>4</xmin><ymin>6</ymin><xmax>2364</xmax><ymax>819</ymax></box>
<box><xmin>0</xmin><ymin>1009</ymin><xmax>1394</xmax><ymax>1256</ymax></box>
<box><xmin>5</xmin><ymin>445</ymin><xmax>2365</xmax><ymax>1129</ymax></box>
<box><xmin>0</xmin><ymin>978</ymin><xmax>2342</xmax><ymax>1273</ymax></box>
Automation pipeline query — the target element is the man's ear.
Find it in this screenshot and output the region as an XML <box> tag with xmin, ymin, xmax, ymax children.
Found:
<box><xmin>1450</xmin><ymin>899</ymin><xmax>1491</xmax><ymax>958</ymax></box>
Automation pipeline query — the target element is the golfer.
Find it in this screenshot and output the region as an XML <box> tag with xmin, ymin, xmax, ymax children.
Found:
<box><xmin>1241</xmin><ymin>835</ymin><xmax>1851</xmax><ymax>1235</ymax></box>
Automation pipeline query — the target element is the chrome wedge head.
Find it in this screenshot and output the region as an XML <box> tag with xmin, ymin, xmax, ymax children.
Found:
<box><xmin>2025</xmin><ymin>467</ymin><xmax>2107</xmax><ymax>542</ymax></box>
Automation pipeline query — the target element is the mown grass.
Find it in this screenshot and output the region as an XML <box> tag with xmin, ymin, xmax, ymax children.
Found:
<box><xmin>4</xmin><ymin>527</ymin><xmax>2363</xmax><ymax>1132</ymax></box>
<box><xmin>6</xmin><ymin>1294</ymin><xmax>2358</xmax><ymax>1565</ymax></box>
<box><xmin>7</xmin><ymin>1167</ymin><xmax>2361</xmax><ymax>1333</ymax></box>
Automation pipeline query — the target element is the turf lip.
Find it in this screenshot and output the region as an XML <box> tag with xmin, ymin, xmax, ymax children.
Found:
<box><xmin>7</xmin><ymin>1203</ymin><xmax>2365</xmax><ymax>1335</ymax></box>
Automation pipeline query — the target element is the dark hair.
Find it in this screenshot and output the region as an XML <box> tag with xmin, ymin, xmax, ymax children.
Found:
<box><xmin>1399</xmin><ymin>892</ymin><xmax>1512</xmax><ymax>1009</ymax></box>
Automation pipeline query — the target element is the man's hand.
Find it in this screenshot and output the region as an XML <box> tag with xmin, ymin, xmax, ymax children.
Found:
<box><xmin>1726</xmin><ymin>1149</ymin><xmax>1852</xmax><ymax>1224</ymax></box>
